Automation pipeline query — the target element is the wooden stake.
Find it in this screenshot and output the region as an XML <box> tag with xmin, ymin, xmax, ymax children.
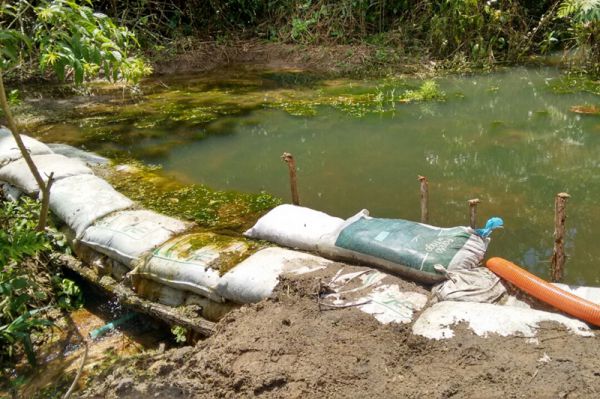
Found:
<box><xmin>418</xmin><ymin>175</ymin><xmax>429</xmax><ymax>224</ymax></box>
<box><xmin>468</xmin><ymin>198</ymin><xmax>481</xmax><ymax>229</ymax></box>
<box><xmin>281</xmin><ymin>152</ymin><xmax>300</xmax><ymax>205</ymax></box>
<box><xmin>551</xmin><ymin>192</ymin><xmax>570</xmax><ymax>283</ymax></box>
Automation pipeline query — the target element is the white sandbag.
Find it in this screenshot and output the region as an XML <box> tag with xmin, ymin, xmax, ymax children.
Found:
<box><xmin>244</xmin><ymin>204</ymin><xmax>344</xmax><ymax>252</ymax></box>
<box><xmin>47</xmin><ymin>143</ymin><xmax>109</xmax><ymax>166</ymax></box>
<box><xmin>0</xmin><ymin>130</ymin><xmax>53</xmax><ymax>166</ymax></box>
<box><xmin>0</xmin><ymin>182</ymin><xmax>23</xmax><ymax>202</ymax></box>
<box><xmin>49</xmin><ymin>174</ymin><xmax>134</xmax><ymax>237</ymax></box>
<box><xmin>412</xmin><ymin>301</ymin><xmax>593</xmax><ymax>340</ymax></box>
<box><xmin>0</xmin><ymin>153</ymin><xmax>92</xmax><ymax>194</ymax></box>
<box><xmin>184</xmin><ymin>294</ymin><xmax>239</xmax><ymax>321</ymax></box>
<box><xmin>431</xmin><ymin>267</ymin><xmax>507</xmax><ymax>304</ymax></box>
<box><xmin>319</xmin><ymin>268</ymin><xmax>428</xmax><ymax>324</ymax></box>
<box><xmin>69</xmin><ymin>234</ymin><xmax>131</xmax><ymax>281</ymax></box>
<box><xmin>135</xmin><ymin>278</ymin><xmax>187</xmax><ymax>308</ymax></box>
<box><xmin>133</xmin><ymin>232</ymin><xmax>253</xmax><ymax>303</ymax></box>
<box><xmin>80</xmin><ymin>210</ymin><xmax>190</xmax><ymax>268</ymax></box>
<box><xmin>216</xmin><ymin>247</ymin><xmax>331</xmax><ymax>303</ymax></box>
<box><xmin>133</xmin><ymin>277</ymin><xmax>238</xmax><ymax>321</ymax></box>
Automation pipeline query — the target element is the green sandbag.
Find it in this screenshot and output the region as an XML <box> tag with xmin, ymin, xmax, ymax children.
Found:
<box><xmin>334</xmin><ymin>217</ymin><xmax>486</xmax><ymax>278</ymax></box>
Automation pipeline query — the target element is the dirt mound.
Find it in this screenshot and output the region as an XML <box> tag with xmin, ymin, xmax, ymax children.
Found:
<box><xmin>79</xmin><ymin>269</ymin><xmax>600</xmax><ymax>399</ymax></box>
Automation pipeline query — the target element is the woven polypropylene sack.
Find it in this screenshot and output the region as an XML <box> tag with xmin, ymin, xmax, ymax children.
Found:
<box><xmin>216</xmin><ymin>247</ymin><xmax>331</xmax><ymax>303</ymax></box>
<box><xmin>49</xmin><ymin>174</ymin><xmax>133</xmax><ymax>237</ymax></box>
<box><xmin>0</xmin><ymin>153</ymin><xmax>92</xmax><ymax>194</ymax></box>
<box><xmin>80</xmin><ymin>210</ymin><xmax>190</xmax><ymax>268</ymax></box>
<box><xmin>134</xmin><ymin>232</ymin><xmax>254</xmax><ymax>303</ymax></box>
<box><xmin>244</xmin><ymin>204</ymin><xmax>344</xmax><ymax>251</ymax></box>
<box><xmin>0</xmin><ymin>130</ymin><xmax>53</xmax><ymax>166</ymax></box>
<box><xmin>318</xmin><ymin>210</ymin><xmax>489</xmax><ymax>284</ymax></box>
<box><xmin>0</xmin><ymin>182</ymin><xmax>22</xmax><ymax>202</ymax></box>
<box><xmin>47</xmin><ymin>143</ymin><xmax>109</xmax><ymax>166</ymax></box>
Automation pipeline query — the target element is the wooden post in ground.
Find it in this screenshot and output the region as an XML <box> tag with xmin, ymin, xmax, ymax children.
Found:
<box><xmin>468</xmin><ymin>198</ymin><xmax>481</xmax><ymax>229</ymax></box>
<box><xmin>281</xmin><ymin>152</ymin><xmax>300</xmax><ymax>205</ymax></box>
<box><xmin>418</xmin><ymin>175</ymin><xmax>429</xmax><ymax>224</ymax></box>
<box><xmin>551</xmin><ymin>192</ymin><xmax>570</xmax><ymax>283</ymax></box>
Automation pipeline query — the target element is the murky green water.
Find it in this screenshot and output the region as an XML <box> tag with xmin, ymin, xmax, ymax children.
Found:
<box><xmin>34</xmin><ymin>67</ymin><xmax>600</xmax><ymax>285</ymax></box>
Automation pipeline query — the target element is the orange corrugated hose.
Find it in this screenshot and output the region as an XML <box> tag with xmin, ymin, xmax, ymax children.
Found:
<box><xmin>486</xmin><ymin>257</ymin><xmax>600</xmax><ymax>327</ymax></box>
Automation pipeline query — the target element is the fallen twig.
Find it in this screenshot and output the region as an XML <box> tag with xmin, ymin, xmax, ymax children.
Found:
<box><xmin>63</xmin><ymin>342</ymin><xmax>88</xmax><ymax>399</ymax></box>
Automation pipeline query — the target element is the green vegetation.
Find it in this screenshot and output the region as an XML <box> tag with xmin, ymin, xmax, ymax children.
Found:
<box><xmin>15</xmin><ymin>72</ymin><xmax>450</xmax><ymax>152</ymax></box>
<box><xmin>1</xmin><ymin>0</ymin><xmax>151</xmax><ymax>231</ymax></box>
<box><xmin>170</xmin><ymin>325</ymin><xmax>187</xmax><ymax>344</ymax></box>
<box><xmin>1</xmin><ymin>1</ymin><xmax>599</xmax><ymax>79</ymax></box>
<box><xmin>557</xmin><ymin>0</ymin><xmax>600</xmax><ymax>74</ymax></box>
<box><xmin>0</xmin><ymin>199</ymin><xmax>52</xmax><ymax>367</ymax></box>
<box><xmin>49</xmin><ymin>0</ymin><xmax>593</xmax><ymax>74</ymax></box>
<box><xmin>0</xmin><ymin>1</ymin><xmax>599</xmax><ymax>83</ymax></box>
<box><xmin>401</xmin><ymin>80</ymin><xmax>445</xmax><ymax>102</ymax></box>
<box><xmin>1</xmin><ymin>0</ymin><xmax>151</xmax><ymax>84</ymax></box>
<box><xmin>0</xmin><ymin>198</ymin><xmax>82</xmax><ymax>374</ymax></box>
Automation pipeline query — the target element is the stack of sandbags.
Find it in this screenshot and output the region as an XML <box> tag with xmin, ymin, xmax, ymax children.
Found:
<box><xmin>47</xmin><ymin>143</ymin><xmax>109</xmax><ymax>166</ymax></box>
<box><xmin>1</xmin><ymin>128</ymin><xmax>341</xmax><ymax>322</ymax></box>
<box><xmin>48</xmin><ymin>174</ymin><xmax>134</xmax><ymax>237</ymax></box>
<box><xmin>79</xmin><ymin>209</ymin><xmax>191</xmax><ymax>268</ymax></box>
<box><xmin>216</xmin><ymin>247</ymin><xmax>332</xmax><ymax>303</ymax></box>
<box><xmin>0</xmin><ymin>154</ymin><xmax>93</xmax><ymax>195</ymax></box>
<box><xmin>132</xmin><ymin>231</ymin><xmax>253</xmax><ymax>303</ymax></box>
<box><xmin>133</xmin><ymin>244</ymin><xmax>331</xmax><ymax>304</ymax></box>
<box><xmin>0</xmin><ymin>128</ymin><xmax>53</xmax><ymax>167</ymax></box>
<box><xmin>244</xmin><ymin>205</ymin><xmax>490</xmax><ymax>284</ymax></box>
<box><xmin>0</xmin><ymin>127</ymin><xmax>55</xmax><ymax>201</ymax></box>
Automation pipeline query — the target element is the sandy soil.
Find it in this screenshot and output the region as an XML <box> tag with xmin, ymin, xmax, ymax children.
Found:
<box><xmin>79</xmin><ymin>267</ymin><xmax>600</xmax><ymax>399</ymax></box>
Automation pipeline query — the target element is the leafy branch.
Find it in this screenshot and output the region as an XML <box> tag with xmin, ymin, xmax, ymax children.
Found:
<box><xmin>0</xmin><ymin>0</ymin><xmax>151</xmax><ymax>231</ymax></box>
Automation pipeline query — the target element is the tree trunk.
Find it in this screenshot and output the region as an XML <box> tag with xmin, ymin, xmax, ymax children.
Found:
<box><xmin>0</xmin><ymin>71</ymin><xmax>50</xmax><ymax>231</ymax></box>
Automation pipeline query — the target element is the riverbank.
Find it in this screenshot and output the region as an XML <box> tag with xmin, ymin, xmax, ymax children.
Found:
<box><xmin>80</xmin><ymin>268</ymin><xmax>600</xmax><ymax>399</ymax></box>
<box><xmin>149</xmin><ymin>40</ymin><xmax>439</xmax><ymax>78</ymax></box>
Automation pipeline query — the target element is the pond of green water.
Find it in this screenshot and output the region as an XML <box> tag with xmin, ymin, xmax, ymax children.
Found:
<box><xmin>35</xmin><ymin>67</ymin><xmax>600</xmax><ymax>285</ymax></box>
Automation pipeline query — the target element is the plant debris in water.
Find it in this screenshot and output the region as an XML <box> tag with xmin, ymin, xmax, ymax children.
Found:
<box><xmin>569</xmin><ymin>104</ymin><xmax>600</xmax><ymax>115</ymax></box>
<box><xmin>17</xmin><ymin>71</ymin><xmax>448</xmax><ymax>158</ymax></box>
<box><xmin>548</xmin><ymin>74</ymin><xmax>600</xmax><ymax>95</ymax></box>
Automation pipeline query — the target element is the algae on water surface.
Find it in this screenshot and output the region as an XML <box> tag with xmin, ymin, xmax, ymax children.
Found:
<box><xmin>16</xmin><ymin>70</ymin><xmax>444</xmax><ymax>160</ymax></box>
<box><xmin>96</xmin><ymin>162</ymin><xmax>281</xmax><ymax>232</ymax></box>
